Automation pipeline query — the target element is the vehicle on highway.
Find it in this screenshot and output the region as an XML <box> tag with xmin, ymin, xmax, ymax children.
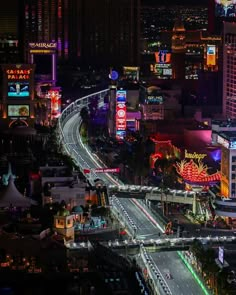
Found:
<box><xmin>165</xmin><ymin>270</ymin><xmax>173</xmax><ymax>280</ymax></box>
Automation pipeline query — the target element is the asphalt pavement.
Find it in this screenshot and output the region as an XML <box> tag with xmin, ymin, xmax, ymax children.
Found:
<box><xmin>62</xmin><ymin>111</ymin><xmax>208</xmax><ymax>295</ymax></box>
<box><xmin>151</xmin><ymin>251</ymin><xmax>204</xmax><ymax>295</ymax></box>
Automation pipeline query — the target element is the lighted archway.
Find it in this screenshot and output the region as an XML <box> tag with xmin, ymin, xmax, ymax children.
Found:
<box><xmin>9</xmin><ymin>119</ymin><xmax>28</xmax><ymax>128</ymax></box>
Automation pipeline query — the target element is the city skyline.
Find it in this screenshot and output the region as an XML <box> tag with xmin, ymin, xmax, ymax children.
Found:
<box><xmin>142</xmin><ymin>0</ymin><xmax>207</xmax><ymax>5</ymax></box>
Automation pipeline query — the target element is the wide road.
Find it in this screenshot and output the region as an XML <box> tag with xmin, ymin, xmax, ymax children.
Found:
<box><xmin>151</xmin><ymin>251</ymin><xmax>204</xmax><ymax>295</ymax></box>
<box><xmin>62</xmin><ymin>113</ymin><xmax>206</xmax><ymax>295</ymax></box>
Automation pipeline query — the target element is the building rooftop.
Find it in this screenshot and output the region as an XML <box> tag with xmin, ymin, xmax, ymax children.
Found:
<box><xmin>212</xmin><ymin>119</ymin><xmax>236</xmax><ymax>128</ymax></box>
<box><xmin>218</xmin><ymin>131</ymin><xmax>236</xmax><ymax>142</ymax></box>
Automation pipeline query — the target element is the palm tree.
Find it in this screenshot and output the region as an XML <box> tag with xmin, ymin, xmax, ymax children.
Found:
<box><xmin>190</xmin><ymin>239</ymin><xmax>204</xmax><ymax>272</ymax></box>
<box><xmin>201</xmin><ymin>248</ymin><xmax>219</xmax><ymax>290</ymax></box>
<box><xmin>80</xmin><ymin>107</ymin><xmax>89</xmax><ymax>143</ymax></box>
<box><xmin>216</xmin><ymin>269</ymin><xmax>230</xmax><ymax>295</ymax></box>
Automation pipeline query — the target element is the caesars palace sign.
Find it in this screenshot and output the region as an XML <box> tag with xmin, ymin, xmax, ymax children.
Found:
<box><xmin>184</xmin><ymin>149</ymin><xmax>207</xmax><ymax>160</ymax></box>
<box><xmin>6</xmin><ymin>69</ymin><xmax>32</xmax><ymax>80</ymax></box>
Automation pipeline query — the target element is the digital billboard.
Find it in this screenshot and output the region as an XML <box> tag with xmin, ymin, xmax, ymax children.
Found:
<box><xmin>215</xmin><ymin>0</ymin><xmax>236</xmax><ymax>17</ymax></box>
<box><xmin>206</xmin><ymin>45</ymin><xmax>216</xmax><ymax>66</ymax></box>
<box><xmin>154</xmin><ymin>64</ymin><xmax>172</xmax><ymax>79</ymax></box>
<box><xmin>8</xmin><ymin>82</ymin><xmax>29</xmax><ymax>98</ymax></box>
<box><xmin>146</xmin><ymin>95</ymin><xmax>163</xmax><ymax>104</ymax></box>
<box><xmin>116</xmin><ymin>90</ymin><xmax>126</xmax><ymax>102</ymax></box>
<box><xmin>116</xmin><ymin>90</ymin><xmax>127</xmax><ymax>139</ymax></box>
<box><xmin>218</xmin><ymin>246</ymin><xmax>224</xmax><ymax>265</ymax></box>
<box><xmin>7</xmin><ymin>105</ymin><xmax>30</xmax><ymax>117</ymax></box>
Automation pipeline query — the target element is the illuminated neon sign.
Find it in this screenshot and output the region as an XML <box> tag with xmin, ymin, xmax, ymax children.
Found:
<box><xmin>185</xmin><ymin>150</ymin><xmax>207</xmax><ymax>160</ymax></box>
<box><xmin>155</xmin><ymin>51</ymin><xmax>171</xmax><ymax>64</ymax></box>
<box><xmin>116</xmin><ymin>90</ymin><xmax>127</xmax><ymax>139</ymax></box>
<box><xmin>29</xmin><ymin>42</ymin><xmax>57</xmax><ymax>49</ymax></box>
<box><xmin>206</xmin><ymin>45</ymin><xmax>216</xmax><ymax>66</ymax></box>
<box><xmin>6</xmin><ymin>69</ymin><xmax>32</xmax><ymax>80</ymax></box>
<box><xmin>48</xmin><ymin>89</ymin><xmax>61</xmax><ymax>119</ymax></box>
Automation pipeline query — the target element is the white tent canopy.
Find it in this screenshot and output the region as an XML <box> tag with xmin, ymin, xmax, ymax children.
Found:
<box><xmin>0</xmin><ymin>176</ymin><xmax>36</xmax><ymax>208</ymax></box>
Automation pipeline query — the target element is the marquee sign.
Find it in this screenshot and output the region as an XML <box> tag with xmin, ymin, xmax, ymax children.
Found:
<box><xmin>6</xmin><ymin>69</ymin><xmax>32</xmax><ymax>80</ymax></box>
<box><xmin>29</xmin><ymin>42</ymin><xmax>57</xmax><ymax>49</ymax></box>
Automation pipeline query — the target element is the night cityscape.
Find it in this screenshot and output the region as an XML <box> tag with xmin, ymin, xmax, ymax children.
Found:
<box><xmin>1</xmin><ymin>0</ymin><xmax>236</xmax><ymax>294</ymax></box>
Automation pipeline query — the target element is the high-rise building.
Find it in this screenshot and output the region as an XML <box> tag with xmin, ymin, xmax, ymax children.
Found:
<box><xmin>0</xmin><ymin>1</ymin><xmax>19</xmax><ymax>63</ymax></box>
<box><xmin>208</xmin><ymin>0</ymin><xmax>236</xmax><ymax>34</ymax></box>
<box><xmin>222</xmin><ymin>22</ymin><xmax>236</xmax><ymax>119</ymax></box>
<box><xmin>171</xmin><ymin>18</ymin><xmax>186</xmax><ymax>80</ymax></box>
<box><xmin>80</xmin><ymin>0</ymin><xmax>140</xmax><ymax>67</ymax></box>
<box><xmin>19</xmin><ymin>0</ymin><xmax>140</xmax><ymax>67</ymax></box>
<box><xmin>19</xmin><ymin>0</ymin><xmax>81</xmax><ymax>62</ymax></box>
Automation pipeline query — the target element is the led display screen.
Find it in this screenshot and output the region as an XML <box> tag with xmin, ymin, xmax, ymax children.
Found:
<box><xmin>207</xmin><ymin>45</ymin><xmax>216</xmax><ymax>66</ymax></box>
<box><xmin>7</xmin><ymin>105</ymin><xmax>30</xmax><ymax>117</ymax></box>
<box><xmin>154</xmin><ymin>64</ymin><xmax>172</xmax><ymax>78</ymax></box>
<box><xmin>116</xmin><ymin>90</ymin><xmax>126</xmax><ymax>102</ymax></box>
<box><xmin>215</xmin><ymin>0</ymin><xmax>236</xmax><ymax>17</ymax></box>
<box><xmin>146</xmin><ymin>96</ymin><xmax>163</xmax><ymax>104</ymax></box>
<box><xmin>8</xmin><ymin>82</ymin><xmax>29</xmax><ymax>97</ymax></box>
<box><xmin>218</xmin><ymin>246</ymin><xmax>224</xmax><ymax>265</ymax></box>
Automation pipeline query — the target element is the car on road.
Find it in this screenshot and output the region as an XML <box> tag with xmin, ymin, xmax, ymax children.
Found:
<box><xmin>165</xmin><ymin>270</ymin><xmax>172</xmax><ymax>280</ymax></box>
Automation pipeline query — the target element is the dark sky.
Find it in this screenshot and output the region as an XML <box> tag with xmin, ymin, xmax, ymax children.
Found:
<box><xmin>142</xmin><ymin>0</ymin><xmax>207</xmax><ymax>5</ymax></box>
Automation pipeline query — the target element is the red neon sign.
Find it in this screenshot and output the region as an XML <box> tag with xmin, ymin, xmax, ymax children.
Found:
<box><xmin>116</xmin><ymin>102</ymin><xmax>126</xmax><ymax>130</ymax></box>
<box><xmin>49</xmin><ymin>90</ymin><xmax>61</xmax><ymax>119</ymax></box>
<box><xmin>6</xmin><ymin>69</ymin><xmax>32</xmax><ymax>80</ymax></box>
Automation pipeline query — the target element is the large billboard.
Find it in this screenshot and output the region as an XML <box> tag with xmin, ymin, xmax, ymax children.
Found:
<box><xmin>8</xmin><ymin>82</ymin><xmax>29</xmax><ymax>98</ymax></box>
<box><xmin>206</xmin><ymin>45</ymin><xmax>216</xmax><ymax>66</ymax></box>
<box><xmin>215</xmin><ymin>0</ymin><xmax>236</xmax><ymax>17</ymax></box>
<box><xmin>116</xmin><ymin>90</ymin><xmax>127</xmax><ymax>139</ymax></box>
<box><xmin>7</xmin><ymin>105</ymin><xmax>30</xmax><ymax>117</ymax></box>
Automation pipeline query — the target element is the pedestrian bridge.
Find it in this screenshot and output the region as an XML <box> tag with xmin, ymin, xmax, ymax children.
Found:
<box><xmin>65</xmin><ymin>235</ymin><xmax>236</xmax><ymax>253</ymax></box>
<box><xmin>108</xmin><ymin>184</ymin><xmax>197</xmax><ymax>211</ymax></box>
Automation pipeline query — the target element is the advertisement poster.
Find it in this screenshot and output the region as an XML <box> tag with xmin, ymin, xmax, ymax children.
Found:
<box><xmin>8</xmin><ymin>105</ymin><xmax>30</xmax><ymax>117</ymax></box>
